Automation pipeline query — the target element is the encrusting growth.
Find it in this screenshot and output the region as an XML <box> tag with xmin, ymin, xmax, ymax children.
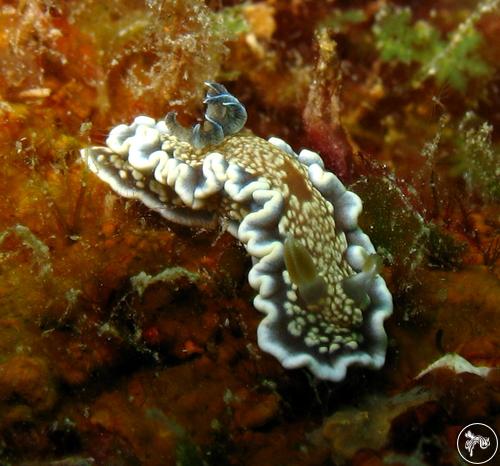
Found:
<box><xmin>81</xmin><ymin>82</ymin><xmax>393</xmax><ymax>381</ymax></box>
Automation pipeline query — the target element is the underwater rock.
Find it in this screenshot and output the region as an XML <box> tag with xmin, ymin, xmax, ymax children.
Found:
<box><xmin>19</xmin><ymin>458</ymin><xmax>95</xmax><ymax>466</ymax></box>
<box><xmin>322</xmin><ymin>387</ymin><xmax>437</xmax><ymax>464</ymax></box>
<box><xmin>231</xmin><ymin>390</ymin><xmax>281</xmax><ymax>430</ymax></box>
<box><xmin>0</xmin><ymin>355</ymin><xmax>57</xmax><ymax>427</ymax></box>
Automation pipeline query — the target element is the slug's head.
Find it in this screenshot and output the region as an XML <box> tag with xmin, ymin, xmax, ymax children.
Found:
<box><xmin>204</xmin><ymin>82</ymin><xmax>247</xmax><ymax>136</ymax></box>
<box><xmin>165</xmin><ymin>82</ymin><xmax>247</xmax><ymax>149</ymax></box>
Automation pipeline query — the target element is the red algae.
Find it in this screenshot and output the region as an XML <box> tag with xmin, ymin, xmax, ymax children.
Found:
<box><xmin>0</xmin><ymin>1</ymin><xmax>499</xmax><ymax>465</ymax></box>
<box><xmin>302</xmin><ymin>29</ymin><xmax>356</xmax><ymax>180</ymax></box>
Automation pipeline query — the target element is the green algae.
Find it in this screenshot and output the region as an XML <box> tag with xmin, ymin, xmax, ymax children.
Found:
<box><xmin>318</xmin><ymin>9</ymin><xmax>367</xmax><ymax>33</ymax></box>
<box><xmin>373</xmin><ymin>1</ymin><xmax>497</xmax><ymax>92</ymax></box>
<box><xmin>145</xmin><ymin>409</ymin><xmax>208</xmax><ymax>466</ymax></box>
<box><xmin>70</xmin><ymin>0</ymin><xmax>229</xmax><ymax>117</ymax></box>
<box><xmin>215</xmin><ymin>5</ymin><xmax>250</xmax><ymax>39</ymax></box>
<box><xmin>351</xmin><ymin>167</ymin><xmax>470</xmax><ymax>287</ymax></box>
<box><xmin>130</xmin><ymin>266</ymin><xmax>199</xmax><ymax>298</ymax></box>
<box><xmin>452</xmin><ymin>112</ymin><xmax>500</xmax><ymax>202</ymax></box>
<box><xmin>350</xmin><ymin>176</ymin><xmax>428</xmax><ymax>273</ymax></box>
<box><xmin>426</xmin><ymin>225</ymin><xmax>467</xmax><ymax>270</ymax></box>
<box><xmin>0</xmin><ymin>224</ymin><xmax>52</xmax><ymax>277</ymax></box>
<box><xmin>374</xmin><ymin>6</ymin><xmax>442</xmax><ymax>65</ymax></box>
<box><xmin>176</xmin><ymin>438</ymin><xmax>208</xmax><ymax>466</ymax></box>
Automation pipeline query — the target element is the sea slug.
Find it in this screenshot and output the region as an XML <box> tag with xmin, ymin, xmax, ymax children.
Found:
<box><xmin>81</xmin><ymin>82</ymin><xmax>393</xmax><ymax>381</ymax></box>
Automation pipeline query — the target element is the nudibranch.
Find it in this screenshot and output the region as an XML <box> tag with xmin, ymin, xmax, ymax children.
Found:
<box><xmin>81</xmin><ymin>82</ymin><xmax>393</xmax><ymax>381</ymax></box>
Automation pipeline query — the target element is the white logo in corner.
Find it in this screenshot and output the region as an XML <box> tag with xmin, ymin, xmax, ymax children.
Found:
<box><xmin>457</xmin><ymin>423</ymin><xmax>498</xmax><ymax>464</ymax></box>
